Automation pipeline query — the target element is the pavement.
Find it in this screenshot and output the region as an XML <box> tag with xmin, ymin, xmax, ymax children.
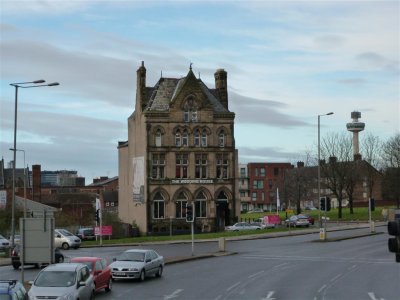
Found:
<box><xmin>0</xmin><ymin>221</ymin><xmax>386</xmax><ymax>267</ymax></box>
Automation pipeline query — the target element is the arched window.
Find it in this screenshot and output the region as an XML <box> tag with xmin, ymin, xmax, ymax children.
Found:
<box><xmin>183</xmin><ymin>97</ymin><xmax>198</xmax><ymax>122</ymax></box>
<box><xmin>155</xmin><ymin>129</ymin><xmax>162</xmax><ymax>147</ymax></box>
<box><xmin>195</xmin><ymin>191</ymin><xmax>207</xmax><ymax>218</ymax></box>
<box><xmin>182</xmin><ymin>129</ymin><xmax>188</xmax><ymax>146</ymax></box>
<box><xmin>218</xmin><ymin>130</ymin><xmax>225</xmax><ymax>147</ymax></box>
<box><xmin>175</xmin><ymin>191</ymin><xmax>188</xmax><ymax>219</ymax></box>
<box><xmin>175</xmin><ymin>130</ymin><xmax>181</xmax><ymax>147</ymax></box>
<box><xmin>201</xmin><ymin>129</ymin><xmax>207</xmax><ymax>147</ymax></box>
<box><xmin>153</xmin><ymin>192</ymin><xmax>165</xmax><ymax>219</ymax></box>
<box><xmin>217</xmin><ymin>190</ymin><xmax>228</xmax><ymax>201</ymax></box>
<box><xmin>194</xmin><ymin>129</ymin><xmax>200</xmax><ymax>146</ymax></box>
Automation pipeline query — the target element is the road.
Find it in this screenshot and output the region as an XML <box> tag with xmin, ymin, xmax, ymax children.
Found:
<box><xmin>1</xmin><ymin>225</ymin><xmax>399</xmax><ymax>299</ymax></box>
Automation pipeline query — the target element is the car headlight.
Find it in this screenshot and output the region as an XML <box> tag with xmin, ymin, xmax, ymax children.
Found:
<box><xmin>61</xmin><ymin>293</ymin><xmax>74</xmax><ymax>300</ymax></box>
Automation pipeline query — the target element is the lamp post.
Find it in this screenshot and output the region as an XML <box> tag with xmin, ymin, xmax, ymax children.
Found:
<box><xmin>9</xmin><ymin>148</ymin><xmax>27</xmax><ymax>218</ymax></box>
<box><xmin>318</xmin><ymin>112</ymin><xmax>333</xmax><ymax>241</ymax></box>
<box><xmin>9</xmin><ymin>80</ymin><xmax>59</xmax><ymax>248</ymax></box>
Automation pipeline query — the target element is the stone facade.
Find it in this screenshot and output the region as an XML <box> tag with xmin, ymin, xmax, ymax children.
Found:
<box><xmin>118</xmin><ymin>62</ymin><xmax>239</xmax><ymax>235</ymax></box>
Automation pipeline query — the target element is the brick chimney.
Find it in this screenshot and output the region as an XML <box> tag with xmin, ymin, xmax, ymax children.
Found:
<box><xmin>214</xmin><ymin>68</ymin><xmax>228</xmax><ymax>109</ymax></box>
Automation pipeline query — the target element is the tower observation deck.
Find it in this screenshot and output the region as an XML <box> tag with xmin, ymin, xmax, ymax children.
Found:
<box><xmin>346</xmin><ymin>111</ymin><xmax>365</xmax><ymax>157</ymax></box>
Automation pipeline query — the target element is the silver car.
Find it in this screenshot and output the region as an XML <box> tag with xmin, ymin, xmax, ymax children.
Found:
<box><xmin>54</xmin><ymin>229</ymin><xmax>81</xmax><ymax>250</ymax></box>
<box><xmin>28</xmin><ymin>263</ymin><xmax>95</xmax><ymax>300</ymax></box>
<box><xmin>109</xmin><ymin>249</ymin><xmax>164</xmax><ymax>281</ymax></box>
<box><xmin>0</xmin><ymin>234</ymin><xmax>10</xmax><ymax>251</ymax></box>
<box><xmin>225</xmin><ymin>222</ymin><xmax>262</xmax><ymax>231</ymax></box>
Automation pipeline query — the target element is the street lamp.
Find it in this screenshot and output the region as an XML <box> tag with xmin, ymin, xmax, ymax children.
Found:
<box><xmin>9</xmin><ymin>148</ymin><xmax>27</xmax><ymax>218</ymax></box>
<box><xmin>9</xmin><ymin>80</ymin><xmax>59</xmax><ymax>248</ymax></box>
<box><xmin>318</xmin><ymin>112</ymin><xmax>333</xmax><ymax>240</ymax></box>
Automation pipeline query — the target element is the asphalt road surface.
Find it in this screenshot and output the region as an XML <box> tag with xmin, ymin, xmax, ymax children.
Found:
<box><xmin>1</xmin><ymin>226</ymin><xmax>399</xmax><ymax>300</ymax></box>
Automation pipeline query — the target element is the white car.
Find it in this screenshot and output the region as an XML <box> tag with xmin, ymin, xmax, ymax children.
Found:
<box><xmin>110</xmin><ymin>249</ymin><xmax>164</xmax><ymax>281</ymax></box>
<box><xmin>225</xmin><ymin>222</ymin><xmax>262</xmax><ymax>231</ymax></box>
<box><xmin>28</xmin><ymin>263</ymin><xmax>95</xmax><ymax>300</ymax></box>
<box><xmin>0</xmin><ymin>234</ymin><xmax>10</xmax><ymax>251</ymax></box>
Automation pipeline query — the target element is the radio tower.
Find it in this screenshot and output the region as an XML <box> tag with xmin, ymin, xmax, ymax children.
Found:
<box><xmin>346</xmin><ymin>111</ymin><xmax>365</xmax><ymax>159</ymax></box>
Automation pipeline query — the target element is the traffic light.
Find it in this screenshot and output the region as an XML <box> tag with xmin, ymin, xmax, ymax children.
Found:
<box><xmin>320</xmin><ymin>197</ymin><xmax>326</xmax><ymax>211</ymax></box>
<box><xmin>95</xmin><ymin>209</ymin><xmax>100</xmax><ymax>223</ymax></box>
<box><xmin>186</xmin><ymin>203</ymin><xmax>194</xmax><ymax>223</ymax></box>
<box><xmin>388</xmin><ymin>219</ymin><xmax>400</xmax><ymax>263</ymax></box>
<box><xmin>326</xmin><ymin>197</ymin><xmax>331</xmax><ymax>211</ymax></box>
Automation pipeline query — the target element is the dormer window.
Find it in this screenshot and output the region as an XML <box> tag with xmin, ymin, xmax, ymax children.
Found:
<box><xmin>218</xmin><ymin>130</ymin><xmax>225</xmax><ymax>147</ymax></box>
<box><xmin>155</xmin><ymin>129</ymin><xmax>162</xmax><ymax>147</ymax></box>
<box><xmin>175</xmin><ymin>130</ymin><xmax>182</xmax><ymax>147</ymax></box>
<box><xmin>183</xmin><ymin>96</ymin><xmax>198</xmax><ymax>122</ymax></box>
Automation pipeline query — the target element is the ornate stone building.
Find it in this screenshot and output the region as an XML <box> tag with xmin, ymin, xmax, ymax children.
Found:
<box><xmin>118</xmin><ymin>62</ymin><xmax>239</xmax><ymax>235</ymax></box>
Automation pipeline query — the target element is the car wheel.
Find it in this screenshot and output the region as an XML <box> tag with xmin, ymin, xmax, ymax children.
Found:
<box><xmin>57</xmin><ymin>255</ymin><xmax>64</xmax><ymax>263</ymax></box>
<box><xmin>155</xmin><ymin>266</ymin><xmax>163</xmax><ymax>278</ymax></box>
<box><xmin>62</xmin><ymin>243</ymin><xmax>69</xmax><ymax>250</ymax></box>
<box><xmin>105</xmin><ymin>278</ymin><xmax>112</xmax><ymax>292</ymax></box>
<box><xmin>12</xmin><ymin>263</ymin><xmax>20</xmax><ymax>270</ymax></box>
<box><xmin>139</xmin><ymin>270</ymin><xmax>145</xmax><ymax>281</ymax></box>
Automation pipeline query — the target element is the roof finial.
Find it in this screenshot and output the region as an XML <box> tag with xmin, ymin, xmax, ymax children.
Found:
<box><xmin>190</xmin><ymin>62</ymin><xmax>193</xmax><ymax>70</ymax></box>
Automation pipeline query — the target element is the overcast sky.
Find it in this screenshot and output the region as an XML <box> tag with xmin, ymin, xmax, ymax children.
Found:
<box><xmin>1</xmin><ymin>0</ymin><xmax>399</xmax><ymax>183</ymax></box>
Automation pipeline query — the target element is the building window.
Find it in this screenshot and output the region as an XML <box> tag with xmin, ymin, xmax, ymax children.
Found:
<box><xmin>260</xmin><ymin>167</ymin><xmax>265</xmax><ymax>177</ymax></box>
<box><xmin>151</xmin><ymin>153</ymin><xmax>165</xmax><ymax>179</ymax></box>
<box><xmin>182</xmin><ymin>129</ymin><xmax>189</xmax><ymax>146</ymax></box>
<box><xmin>106</xmin><ymin>202</ymin><xmax>109</xmax><ymax>207</ymax></box>
<box><xmin>195</xmin><ymin>191</ymin><xmax>207</xmax><ymax>218</ymax></box>
<box><xmin>153</xmin><ymin>192</ymin><xmax>165</xmax><ymax>219</ymax></box>
<box><xmin>195</xmin><ymin>154</ymin><xmax>208</xmax><ymax>179</ymax></box>
<box><xmin>175</xmin><ymin>193</ymin><xmax>188</xmax><ymax>219</ymax></box>
<box><xmin>155</xmin><ymin>129</ymin><xmax>162</xmax><ymax>147</ymax></box>
<box><xmin>111</xmin><ymin>202</ymin><xmax>114</xmax><ymax>207</ymax></box>
<box><xmin>252</xmin><ymin>192</ymin><xmax>257</xmax><ymax>201</ymax></box>
<box><xmin>216</xmin><ymin>153</ymin><xmax>229</xmax><ymax>179</ymax></box>
<box><xmin>175</xmin><ymin>130</ymin><xmax>181</xmax><ymax>147</ymax></box>
<box><xmin>201</xmin><ymin>130</ymin><xmax>207</xmax><ymax>147</ymax></box>
<box><xmin>274</xmin><ymin>168</ymin><xmax>279</xmax><ymax>176</ymax></box>
<box><xmin>240</xmin><ymin>168</ymin><xmax>246</xmax><ymax>177</ymax></box>
<box><xmin>255</xmin><ymin>168</ymin><xmax>258</xmax><ymax>176</ymax></box>
<box><xmin>261</xmin><ymin>192</ymin><xmax>265</xmax><ymax>201</ymax></box>
<box><xmin>253</xmin><ymin>180</ymin><xmax>263</xmax><ymax>189</ymax></box>
<box><xmin>183</xmin><ymin>97</ymin><xmax>198</xmax><ymax>122</ymax></box>
<box><xmin>176</xmin><ymin>153</ymin><xmax>188</xmax><ymax>178</ymax></box>
<box><xmin>218</xmin><ymin>130</ymin><xmax>225</xmax><ymax>147</ymax></box>
<box><xmin>194</xmin><ymin>129</ymin><xmax>200</xmax><ymax>146</ymax></box>
<box><xmin>268</xmin><ymin>179</ymin><xmax>273</xmax><ymax>188</ymax></box>
<box><xmin>240</xmin><ymin>191</ymin><xmax>245</xmax><ymax>197</ymax></box>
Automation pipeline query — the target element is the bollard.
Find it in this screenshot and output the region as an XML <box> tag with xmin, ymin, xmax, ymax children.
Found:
<box><xmin>218</xmin><ymin>237</ymin><xmax>226</xmax><ymax>252</ymax></box>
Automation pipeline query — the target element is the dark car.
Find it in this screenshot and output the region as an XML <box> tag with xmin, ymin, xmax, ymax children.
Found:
<box><xmin>0</xmin><ymin>280</ymin><xmax>27</xmax><ymax>299</ymax></box>
<box><xmin>11</xmin><ymin>244</ymin><xmax>64</xmax><ymax>270</ymax></box>
<box><xmin>76</xmin><ymin>228</ymin><xmax>95</xmax><ymax>241</ymax></box>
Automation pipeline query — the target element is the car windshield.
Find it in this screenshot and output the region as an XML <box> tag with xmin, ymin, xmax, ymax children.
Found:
<box><xmin>0</xmin><ymin>234</ymin><xmax>5</xmax><ymax>239</ymax></box>
<box><xmin>117</xmin><ymin>251</ymin><xmax>145</xmax><ymax>262</ymax></box>
<box><xmin>34</xmin><ymin>271</ymin><xmax>76</xmax><ymax>287</ymax></box>
<box><xmin>58</xmin><ymin>229</ymin><xmax>73</xmax><ymax>236</ymax></box>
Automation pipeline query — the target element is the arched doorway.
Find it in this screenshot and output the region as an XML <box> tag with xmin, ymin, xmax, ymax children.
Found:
<box><xmin>216</xmin><ymin>190</ymin><xmax>230</xmax><ymax>231</ymax></box>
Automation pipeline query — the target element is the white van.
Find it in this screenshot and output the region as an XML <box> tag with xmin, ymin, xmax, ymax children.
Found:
<box><xmin>54</xmin><ymin>229</ymin><xmax>81</xmax><ymax>250</ymax></box>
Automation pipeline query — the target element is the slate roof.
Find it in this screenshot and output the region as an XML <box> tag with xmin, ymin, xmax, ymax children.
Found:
<box><xmin>144</xmin><ymin>72</ymin><xmax>229</xmax><ymax>113</ymax></box>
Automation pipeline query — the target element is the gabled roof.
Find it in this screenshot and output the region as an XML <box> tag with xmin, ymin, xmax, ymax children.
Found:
<box><xmin>144</xmin><ymin>69</ymin><xmax>230</xmax><ymax>113</ymax></box>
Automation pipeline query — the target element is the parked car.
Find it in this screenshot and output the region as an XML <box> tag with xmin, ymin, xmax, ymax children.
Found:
<box><xmin>0</xmin><ymin>234</ymin><xmax>10</xmax><ymax>251</ymax></box>
<box><xmin>28</xmin><ymin>263</ymin><xmax>95</xmax><ymax>300</ymax></box>
<box><xmin>54</xmin><ymin>229</ymin><xmax>81</xmax><ymax>250</ymax></box>
<box><xmin>251</xmin><ymin>219</ymin><xmax>276</xmax><ymax>229</ymax></box>
<box><xmin>285</xmin><ymin>215</ymin><xmax>310</xmax><ymax>227</ymax></box>
<box><xmin>76</xmin><ymin>228</ymin><xmax>95</xmax><ymax>241</ymax></box>
<box><xmin>110</xmin><ymin>249</ymin><xmax>164</xmax><ymax>281</ymax></box>
<box><xmin>225</xmin><ymin>222</ymin><xmax>262</xmax><ymax>231</ymax></box>
<box><xmin>11</xmin><ymin>244</ymin><xmax>64</xmax><ymax>269</ymax></box>
<box><xmin>70</xmin><ymin>257</ymin><xmax>112</xmax><ymax>293</ymax></box>
<box><xmin>0</xmin><ymin>280</ymin><xmax>28</xmax><ymax>299</ymax></box>
<box><xmin>299</xmin><ymin>214</ymin><xmax>315</xmax><ymax>225</ymax></box>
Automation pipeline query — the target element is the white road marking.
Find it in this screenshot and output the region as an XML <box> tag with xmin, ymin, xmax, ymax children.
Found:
<box><xmin>164</xmin><ymin>289</ymin><xmax>183</xmax><ymax>300</ymax></box>
<box><xmin>318</xmin><ymin>284</ymin><xmax>327</xmax><ymax>293</ymax></box>
<box><xmin>227</xmin><ymin>281</ymin><xmax>241</xmax><ymax>292</ymax></box>
<box><xmin>330</xmin><ymin>273</ymin><xmax>342</xmax><ymax>282</ymax></box>
<box><xmin>368</xmin><ymin>292</ymin><xmax>385</xmax><ymax>300</ymax></box>
<box><xmin>248</xmin><ymin>270</ymin><xmax>265</xmax><ymax>278</ymax></box>
<box><xmin>261</xmin><ymin>291</ymin><xmax>276</xmax><ymax>300</ymax></box>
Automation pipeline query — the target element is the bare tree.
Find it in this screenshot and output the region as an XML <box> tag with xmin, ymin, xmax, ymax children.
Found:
<box><xmin>320</xmin><ymin>132</ymin><xmax>353</xmax><ymax>218</ymax></box>
<box><xmin>381</xmin><ymin>133</ymin><xmax>400</xmax><ymax>208</ymax></box>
